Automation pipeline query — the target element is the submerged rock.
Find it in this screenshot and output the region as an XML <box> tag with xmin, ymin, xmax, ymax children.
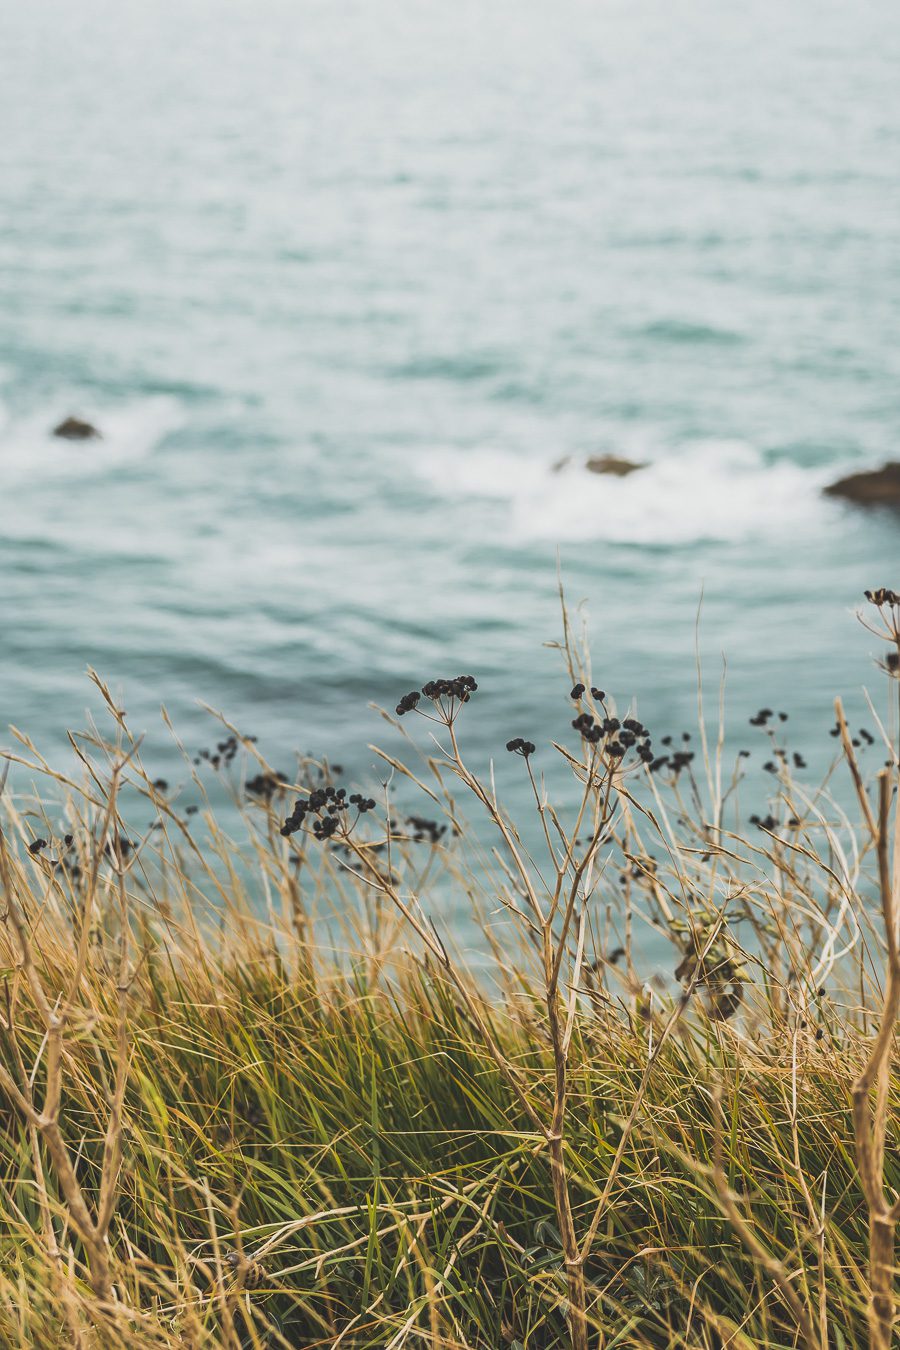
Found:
<box><xmin>824</xmin><ymin>462</ymin><xmax>900</xmax><ymax>507</ymax></box>
<box><xmin>53</xmin><ymin>416</ymin><xmax>101</xmax><ymax>441</ymax></box>
<box><xmin>585</xmin><ymin>454</ymin><xmax>645</xmax><ymax>478</ymax></box>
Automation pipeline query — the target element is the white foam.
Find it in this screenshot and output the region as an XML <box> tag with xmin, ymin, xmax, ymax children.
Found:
<box><xmin>0</xmin><ymin>396</ymin><xmax>183</xmax><ymax>490</ymax></box>
<box><xmin>417</xmin><ymin>441</ymin><xmax>832</xmax><ymax>545</ymax></box>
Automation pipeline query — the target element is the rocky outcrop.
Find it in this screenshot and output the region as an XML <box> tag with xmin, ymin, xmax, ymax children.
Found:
<box><xmin>53</xmin><ymin>416</ymin><xmax>101</xmax><ymax>440</ymax></box>
<box><xmin>824</xmin><ymin>462</ymin><xmax>900</xmax><ymax>507</ymax></box>
<box><xmin>585</xmin><ymin>454</ymin><xmax>645</xmax><ymax>477</ymax></box>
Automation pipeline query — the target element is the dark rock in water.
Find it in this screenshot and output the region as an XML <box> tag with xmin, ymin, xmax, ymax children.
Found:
<box><xmin>585</xmin><ymin>454</ymin><xmax>645</xmax><ymax>478</ymax></box>
<box><xmin>53</xmin><ymin>416</ymin><xmax>101</xmax><ymax>441</ymax></box>
<box><xmin>824</xmin><ymin>462</ymin><xmax>900</xmax><ymax>507</ymax></box>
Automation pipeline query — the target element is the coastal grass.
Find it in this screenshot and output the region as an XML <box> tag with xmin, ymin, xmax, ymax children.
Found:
<box><xmin>0</xmin><ymin>596</ymin><xmax>898</xmax><ymax>1348</ymax></box>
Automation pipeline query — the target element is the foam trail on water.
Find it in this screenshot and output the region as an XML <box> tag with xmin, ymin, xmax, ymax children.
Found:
<box><xmin>418</xmin><ymin>441</ymin><xmax>832</xmax><ymax>546</ymax></box>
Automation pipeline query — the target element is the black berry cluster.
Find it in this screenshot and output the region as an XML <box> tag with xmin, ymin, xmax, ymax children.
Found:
<box><xmin>506</xmin><ymin>737</ymin><xmax>536</xmax><ymax>758</ymax></box>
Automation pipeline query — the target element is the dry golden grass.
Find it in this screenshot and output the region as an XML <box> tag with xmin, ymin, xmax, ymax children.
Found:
<box><xmin>0</xmin><ymin>592</ymin><xmax>898</xmax><ymax>1348</ymax></box>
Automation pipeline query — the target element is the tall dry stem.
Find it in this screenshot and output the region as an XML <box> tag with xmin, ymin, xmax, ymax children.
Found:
<box><xmin>841</xmin><ymin>731</ymin><xmax>900</xmax><ymax>1350</ymax></box>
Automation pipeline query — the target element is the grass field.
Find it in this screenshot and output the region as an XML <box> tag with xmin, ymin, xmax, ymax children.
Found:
<box><xmin>0</xmin><ymin>594</ymin><xmax>898</xmax><ymax>1348</ymax></box>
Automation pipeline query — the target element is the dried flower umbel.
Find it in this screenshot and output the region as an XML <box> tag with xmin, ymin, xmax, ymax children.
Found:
<box><xmin>861</xmin><ymin>585</ymin><xmax>900</xmax><ymax>683</ymax></box>
<box><xmin>396</xmin><ymin>675</ymin><xmax>478</xmax><ymax>720</ymax></box>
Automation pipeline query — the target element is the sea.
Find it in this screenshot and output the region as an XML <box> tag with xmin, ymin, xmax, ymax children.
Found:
<box><xmin>1</xmin><ymin>0</ymin><xmax>899</xmax><ymax>941</ymax></box>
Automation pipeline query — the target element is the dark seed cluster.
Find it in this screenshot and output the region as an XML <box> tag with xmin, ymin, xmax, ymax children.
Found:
<box><xmin>280</xmin><ymin>784</ymin><xmax>377</xmax><ymax>843</ymax></box>
<box><xmin>396</xmin><ymin>676</ymin><xmax>477</xmax><ymax>717</ymax></box>
<box><xmin>570</xmin><ymin>683</ymin><xmax>606</xmax><ymax>702</ymax></box>
<box><xmin>506</xmin><ymin>737</ymin><xmax>536</xmax><ymax>758</ymax></box>
<box><xmin>406</xmin><ymin>815</ymin><xmax>447</xmax><ymax>844</ymax></box>
<box><xmin>865</xmin><ymin>588</ymin><xmax>899</xmax><ymax>606</ymax></box>
<box><xmin>423</xmin><ymin>676</ymin><xmax>478</xmax><ymax>701</ymax></box>
<box><xmin>246</xmin><ymin>771</ymin><xmax>285</xmax><ymax>802</ymax></box>
<box><xmin>104</xmin><ymin>834</ymin><xmax>137</xmax><ymax>862</ymax></box>
<box><xmin>646</xmin><ymin>732</ymin><xmax>695</xmax><ymax>775</ymax></box>
<box><xmin>748</xmin><ymin>708</ymin><xmax>787</xmax><ymax>727</ymax></box>
<box><xmin>194</xmin><ymin>736</ymin><xmax>242</xmax><ymax>770</ymax></box>
<box><xmin>829</xmin><ymin>721</ymin><xmax>878</xmax><ymax>746</ymax></box>
<box><xmin>26</xmin><ymin>832</ymin><xmax>82</xmax><ymax>880</ymax></box>
<box><xmin>571</xmin><ymin>709</ymin><xmax>656</xmax><ymax>766</ymax></box>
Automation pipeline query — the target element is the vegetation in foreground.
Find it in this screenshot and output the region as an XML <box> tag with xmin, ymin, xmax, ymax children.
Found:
<box><xmin>0</xmin><ymin>592</ymin><xmax>899</xmax><ymax>1349</ymax></box>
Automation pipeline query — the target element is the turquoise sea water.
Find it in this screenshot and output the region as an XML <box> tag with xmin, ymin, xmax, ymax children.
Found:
<box><xmin>1</xmin><ymin>0</ymin><xmax>899</xmax><ymax>912</ymax></box>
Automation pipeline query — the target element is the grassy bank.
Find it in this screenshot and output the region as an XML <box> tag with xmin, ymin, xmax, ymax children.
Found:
<box><xmin>0</xmin><ymin>594</ymin><xmax>898</xmax><ymax>1348</ymax></box>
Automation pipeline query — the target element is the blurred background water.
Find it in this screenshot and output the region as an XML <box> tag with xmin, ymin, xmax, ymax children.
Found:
<box><xmin>1</xmin><ymin>0</ymin><xmax>899</xmax><ymax>916</ymax></box>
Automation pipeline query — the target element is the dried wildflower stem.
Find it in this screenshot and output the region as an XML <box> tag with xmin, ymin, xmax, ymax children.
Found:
<box><xmin>835</xmin><ymin>697</ymin><xmax>880</xmax><ymax>844</ymax></box>
<box><xmin>848</xmin><ymin>761</ymin><xmax>900</xmax><ymax>1350</ymax></box>
<box><xmin>96</xmin><ymin>857</ymin><xmax>133</xmax><ymax>1241</ymax></box>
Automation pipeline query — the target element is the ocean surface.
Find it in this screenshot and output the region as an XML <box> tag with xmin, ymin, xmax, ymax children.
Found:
<box><xmin>1</xmin><ymin>0</ymin><xmax>899</xmax><ymax>933</ymax></box>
